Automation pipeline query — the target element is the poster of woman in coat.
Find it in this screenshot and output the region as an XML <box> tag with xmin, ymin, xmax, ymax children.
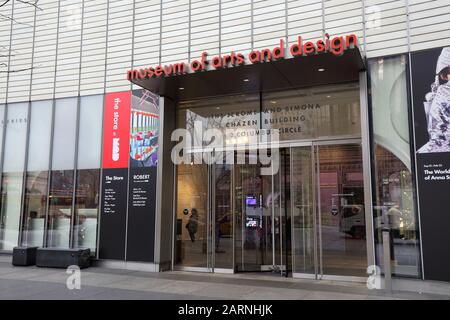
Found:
<box><xmin>416</xmin><ymin>47</ymin><xmax>450</xmax><ymax>153</ymax></box>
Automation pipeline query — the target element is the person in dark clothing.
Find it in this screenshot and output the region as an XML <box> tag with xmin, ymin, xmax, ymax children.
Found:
<box><xmin>186</xmin><ymin>208</ymin><xmax>199</xmax><ymax>242</ymax></box>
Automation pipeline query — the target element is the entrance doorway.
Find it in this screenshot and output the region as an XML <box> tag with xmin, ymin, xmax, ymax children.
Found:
<box><xmin>291</xmin><ymin>141</ymin><xmax>367</xmax><ymax>279</ymax></box>
<box><xmin>174</xmin><ymin>141</ymin><xmax>367</xmax><ymax>279</ymax></box>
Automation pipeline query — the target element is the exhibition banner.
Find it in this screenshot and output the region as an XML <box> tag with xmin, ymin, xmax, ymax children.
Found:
<box><xmin>411</xmin><ymin>46</ymin><xmax>450</xmax><ymax>282</ymax></box>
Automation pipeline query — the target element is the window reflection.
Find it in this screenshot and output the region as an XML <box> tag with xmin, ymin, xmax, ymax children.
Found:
<box><xmin>369</xmin><ymin>55</ymin><xmax>421</xmax><ymax>278</ymax></box>
<box><xmin>21</xmin><ymin>171</ymin><xmax>48</xmax><ymax>247</ymax></box>
<box><xmin>73</xmin><ymin>169</ymin><xmax>100</xmax><ymax>251</ymax></box>
<box><xmin>0</xmin><ymin>102</ymin><xmax>28</xmax><ymax>251</ymax></box>
<box><xmin>373</xmin><ymin>146</ymin><xmax>420</xmax><ymax>277</ymax></box>
<box><xmin>47</xmin><ymin>170</ymin><xmax>74</xmax><ymax>248</ymax></box>
<box><xmin>0</xmin><ymin>172</ymin><xmax>24</xmax><ymax>250</ymax></box>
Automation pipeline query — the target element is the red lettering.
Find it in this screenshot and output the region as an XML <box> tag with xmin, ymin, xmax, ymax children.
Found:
<box><xmin>249</xmin><ymin>51</ymin><xmax>260</xmax><ymax>63</ymax></box>
<box><xmin>125</xmin><ymin>33</ymin><xmax>358</xmax><ymax>80</ymax></box>
<box><xmin>290</xmin><ymin>36</ymin><xmax>303</xmax><ymax>57</ymax></box>
<box><xmin>138</xmin><ymin>69</ymin><xmax>146</xmax><ymax>79</ymax></box>
<box><xmin>230</xmin><ymin>52</ymin><xmax>236</xmax><ymax>65</ymax></box>
<box><xmin>273</xmin><ymin>39</ymin><xmax>285</xmax><ymax>59</ymax></box>
<box><xmin>163</xmin><ymin>65</ymin><xmax>173</xmax><ymax>75</ymax></box>
<box><xmin>304</xmin><ymin>42</ymin><xmax>315</xmax><ymax>54</ymax></box>
<box><xmin>316</xmin><ymin>40</ymin><xmax>325</xmax><ymax>53</ymax></box>
<box><xmin>236</xmin><ymin>53</ymin><xmax>245</xmax><ymax>65</ymax></box>
<box><xmin>222</xmin><ymin>54</ymin><xmax>231</xmax><ymax>67</ymax></box>
<box><xmin>172</xmin><ymin>63</ymin><xmax>186</xmax><ymax>74</ymax></box>
<box><xmin>201</xmin><ymin>52</ymin><xmax>208</xmax><ymax>70</ymax></box>
<box><xmin>261</xmin><ymin>49</ymin><xmax>271</xmax><ymax>62</ymax></box>
<box><xmin>325</xmin><ymin>33</ymin><xmax>330</xmax><ymax>51</ymax></box>
<box><xmin>212</xmin><ymin>56</ymin><xmax>222</xmax><ymax>68</ymax></box>
<box><xmin>331</xmin><ymin>37</ymin><xmax>344</xmax><ymax>56</ymax></box>
<box><xmin>127</xmin><ymin>69</ymin><xmax>138</xmax><ymax>80</ymax></box>
<box><xmin>155</xmin><ymin>66</ymin><xmax>163</xmax><ymax>77</ymax></box>
<box><xmin>345</xmin><ymin>34</ymin><xmax>358</xmax><ymax>48</ymax></box>
<box><xmin>191</xmin><ymin>60</ymin><xmax>201</xmax><ymax>71</ymax></box>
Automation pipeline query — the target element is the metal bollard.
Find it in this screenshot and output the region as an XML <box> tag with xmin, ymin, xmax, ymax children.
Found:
<box><xmin>382</xmin><ymin>228</ymin><xmax>392</xmax><ymax>293</ymax></box>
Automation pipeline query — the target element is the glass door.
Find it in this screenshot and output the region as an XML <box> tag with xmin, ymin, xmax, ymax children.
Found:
<box><xmin>234</xmin><ymin>150</ymin><xmax>290</xmax><ymax>275</ymax></box>
<box><xmin>211</xmin><ymin>160</ymin><xmax>234</xmax><ymax>271</ymax></box>
<box><xmin>174</xmin><ymin>152</ymin><xmax>234</xmax><ymax>272</ymax></box>
<box><xmin>317</xmin><ymin>143</ymin><xmax>367</xmax><ymax>278</ymax></box>
<box><xmin>174</xmin><ymin>160</ymin><xmax>213</xmax><ymax>271</ymax></box>
<box><xmin>291</xmin><ymin>142</ymin><xmax>367</xmax><ymax>279</ymax></box>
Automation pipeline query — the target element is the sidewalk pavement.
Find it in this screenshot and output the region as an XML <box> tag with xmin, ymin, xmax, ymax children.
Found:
<box><xmin>0</xmin><ymin>259</ymin><xmax>448</xmax><ymax>300</ymax></box>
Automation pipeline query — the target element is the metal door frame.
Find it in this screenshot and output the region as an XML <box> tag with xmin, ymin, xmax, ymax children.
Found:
<box><xmin>233</xmin><ymin>150</ymin><xmax>289</xmax><ymax>275</ymax></box>
<box><xmin>292</xmin><ymin>139</ymin><xmax>368</xmax><ymax>282</ymax></box>
<box><xmin>173</xmin><ymin>151</ymin><xmax>235</xmax><ymax>274</ymax></box>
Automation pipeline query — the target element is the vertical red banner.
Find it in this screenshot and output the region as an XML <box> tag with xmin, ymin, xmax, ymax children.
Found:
<box><xmin>102</xmin><ymin>91</ymin><xmax>131</xmax><ymax>169</ymax></box>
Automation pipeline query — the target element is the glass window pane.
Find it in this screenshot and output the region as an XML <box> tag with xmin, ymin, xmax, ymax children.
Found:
<box><xmin>369</xmin><ymin>55</ymin><xmax>421</xmax><ymax>278</ymax></box>
<box><xmin>0</xmin><ymin>104</ymin><xmax>5</xmax><ymax>163</ymax></box>
<box><xmin>73</xmin><ymin>169</ymin><xmax>100</xmax><ymax>252</ymax></box>
<box><xmin>0</xmin><ymin>102</ymin><xmax>28</xmax><ymax>250</ymax></box>
<box><xmin>2</xmin><ymin>102</ymin><xmax>28</xmax><ymax>173</ymax></box>
<box><xmin>47</xmin><ymin>170</ymin><xmax>73</xmax><ymax>248</ymax></box>
<box><xmin>175</xmin><ymin>164</ymin><xmax>209</xmax><ymax>268</ymax></box>
<box><xmin>21</xmin><ymin>100</ymin><xmax>52</xmax><ymax>247</ymax></box>
<box><xmin>291</xmin><ymin>147</ymin><xmax>314</xmax><ymax>274</ymax></box>
<box><xmin>27</xmin><ymin>100</ymin><xmax>52</xmax><ymax>172</ymax></box>
<box><xmin>52</xmin><ymin>97</ymin><xmax>77</xmax><ymax>170</ymax></box>
<box><xmin>0</xmin><ymin>173</ymin><xmax>24</xmax><ymax>250</ymax></box>
<box><xmin>77</xmin><ymin>95</ymin><xmax>103</xmax><ymax>170</ymax></box>
<box><xmin>262</xmin><ymin>84</ymin><xmax>361</xmax><ymax>141</ymax></box>
<box><xmin>21</xmin><ymin>171</ymin><xmax>48</xmax><ymax>247</ymax></box>
<box><xmin>72</xmin><ymin>95</ymin><xmax>103</xmax><ymax>252</ymax></box>
<box><xmin>177</xmin><ymin>93</ymin><xmax>260</xmax><ymax>151</ymax></box>
<box><xmin>46</xmin><ymin>97</ymin><xmax>77</xmax><ymax>248</ymax></box>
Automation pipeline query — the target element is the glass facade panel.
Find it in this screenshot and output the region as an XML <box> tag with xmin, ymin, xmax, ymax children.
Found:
<box><xmin>72</xmin><ymin>95</ymin><xmax>103</xmax><ymax>251</ymax></box>
<box><xmin>77</xmin><ymin>95</ymin><xmax>103</xmax><ymax>170</ymax></box>
<box><xmin>369</xmin><ymin>55</ymin><xmax>421</xmax><ymax>278</ymax></box>
<box><xmin>21</xmin><ymin>100</ymin><xmax>53</xmax><ymax>247</ymax></box>
<box><xmin>21</xmin><ymin>171</ymin><xmax>48</xmax><ymax>247</ymax></box>
<box><xmin>47</xmin><ymin>170</ymin><xmax>74</xmax><ymax>248</ymax></box>
<box><xmin>2</xmin><ymin>102</ymin><xmax>28</xmax><ymax>172</ymax></box>
<box><xmin>51</xmin><ymin>97</ymin><xmax>77</xmax><ymax>171</ymax></box>
<box><xmin>0</xmin><ymin>102</ymin><xmax>28</xmax><ymax>250</ymax></box>
<box><xmin>73</xmin><ymin>169</ymin><xmax>100</xmax><ymax>251</ymax></box>
<box><xmin>213</xmin><ymin>162</ymin><xmax>233</xmax><ymax>269</ymax></box>
<box><xmin>47</xmin><ymin>97</ymin><xmax>78</xmax><ymax>248</ymax></box>
<box><xmin>175</xmin><ymin>163</ymin><xmax>209</xmax><ymax>268</ymax></box>
<box><xmin>0</xmin><ymin>104</ymin><xmax>5</xmax><ymax>164</ymax></box>
<box><xmin>262</xmin><ymin>84</ymin><xmax>361</xmax><ymax>141</ymax></box>
<box><xmin>177</xmin><ymin>84</ymin><xmax>360</xmax><ymax>148</ymax></box>
<box><xmin>27</xmin><ymin>100</ymin><xmax>53</xmax><ymax>172</ymax></box>
<box><xmin>177</xmin><ymin>93</ymin><xmax>260</xmax><ymax>150</ymax></box>
<box><xmin>291</xmin><ymin>147</ymin><xmax>314</xmax><ymax>275</ymax></box>
<box><xmin>175</xmin><ymin>84</ymin><xmax>365</xmax><ymax>275</ymax></box>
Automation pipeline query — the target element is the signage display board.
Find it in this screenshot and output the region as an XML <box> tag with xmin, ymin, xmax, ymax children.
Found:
<box><xmin>126</xmin><ymin>90</ymin><xmax>159</xmax><ymax>262</ymax></box>
<box><xmin>99</xmin><ymin>90</ymin><xmax>159</xmax><ymax>262</ymax></box>
<box><xmin>127</xmin><ymin>34</ymin><xmax>358</xmax><ymax>81</ymax></box>
<box><xmin>411</xmin><ymin>46</ymin><xmax>450</xmax><ymax>282</ymax></box>
<box><xmin>99</xmin><ymin>91</ymin><xmax>131</xmax><ymax>260</ymax></box>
